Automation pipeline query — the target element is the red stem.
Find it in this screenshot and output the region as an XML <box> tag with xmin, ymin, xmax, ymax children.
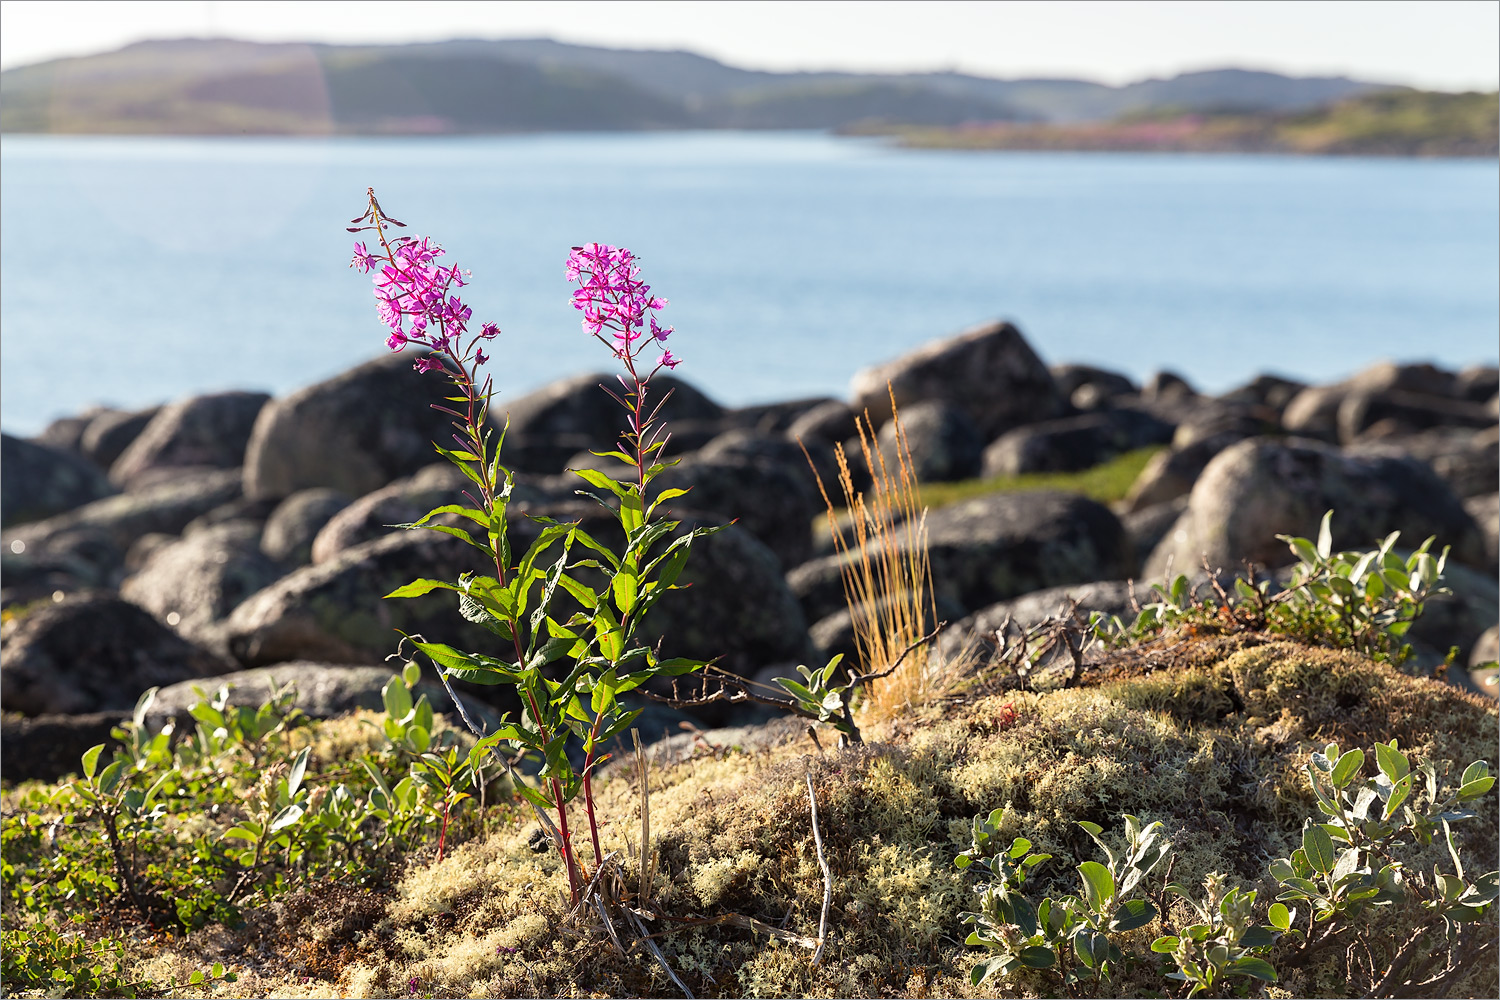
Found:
<box><xmin>437</xmin><ymin>799</ymin><xmax>450</xmax><ymax>864</ymax></box>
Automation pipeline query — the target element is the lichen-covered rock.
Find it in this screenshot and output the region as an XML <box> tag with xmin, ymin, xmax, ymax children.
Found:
<box><xmin>849</xmin><ymin>320</ymin><xmax>1065</xmax><ymax>439</ymax></box>
<box><xmin>221</xmin><ymin>530</ymin><xmax>496</xmax><ymax>668</ymax></box>
<box><xmin>1455</xmin><ymin>364</ymin><xmax>1500</xmax><ymax>403</ymax></box>
<box><xmin>1</xmin><ymin>468</ymin><xmax>244</xmax><ymax>588</ymax></box>
<box><xmin>789</xmin><ymin>490</ymin><xmax>1131</xmax><ymax>623</ymax></box>
<box><xmin>1</xmin><ymin>433</ymin><xmax>116</xmax><ymax>528</ymax></box>
<box><xmin>1144</xmin><ymin>438</ymin><xmax>1486</xmax><ymax>579</ymax></box>
<box><xmin>261</xmin><ymin>488</ymin><xmax>353</xmax><ymax>566</ymax></box>
<box><xmin>34</xmin><ymin>406</ymin><xmax>111</xmax><ymax>454</ymax></box>
<box><xmin>877</xmin><ymin>400</ymin><xmax>982</xmax><ymax>483</ymax></box>
<box><xmin>1406</xmin><ymin>560</ymin><xmax>1499</xmax><ymax>665</ymax></box>
<box><xmin>981</xmin><ymin>408</ymin><xmax>1173</xmax><ymax>478</ymax></box>
<box><xmin>108</xmin><ymin>391</ymin><xmax>270</xmax><ymax>487</ymax></box>
<box><xmin>243</xmin><ymin>352</ymin><xmax>462</xmax><ymax>501</ymax></box>
<box><xmin>120</xmin><ymin>522</ymin><xmax>285</xmax><ymax>645</ymax></box>
<box><xmin>0</xmin><ymin>594</ymin><xmax>231</xmax><ymax>715</ymax></box>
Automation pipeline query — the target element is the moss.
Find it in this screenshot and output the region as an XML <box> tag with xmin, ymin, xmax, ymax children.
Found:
<box><xmin>114</xmin><ymin>636</ymin><xmax>1499</xmax><ymax>997</ymax></box>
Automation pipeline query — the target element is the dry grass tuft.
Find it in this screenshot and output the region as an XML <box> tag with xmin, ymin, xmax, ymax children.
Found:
<box><xmin>809</xmin><ymin>391</ymin><xmax>943</xmax><ymax>722</ymax></box>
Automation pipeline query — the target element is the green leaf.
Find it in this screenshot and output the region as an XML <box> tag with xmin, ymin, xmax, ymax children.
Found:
<box><xmin>1109</xmin><ymin>898</ymin><xmax>1155</xmax><ymax>931</ymax></box>
<box><xmin>1316</xmin><ymin>511</ymin><xmax>1334</xmax><ymax>559</ymax></box>
<box><xmin>382</xmin><ymin>678</ymin><xmax>413</xmax><ymax>722</ymax></box>
<box><xmin>1151</xmin><ymin>935</ymin><xmax>1180</xmax><ymax>954</ymax></box>
<box><xmin>384</xmin><ymin>578</ymin><xmax>457</xmax><ymax>599</ymax></box>
<box><xmin>80</xmin><ymin>744</ymin><xmax>105</xmax><ymax>780</ymax></box>
<box><xmin>1457</xmin><ymin>777</ymin><xmax>1496</xmax><ymax>801</ymax></box>
<box><xmin>1018</xmin><ymin>946</ymin><xmax>1055</xmax><ymax>969</ymax></box>
<box><xmin>1330</xmin><ymin>749</ymin><xmax>1365</xmax><ymax>789</ymax></box>
<box><xmin>287</xmin><ymin>747</ymin><xmax>310</xmax><ymax>798</ymax></box>
<box><xmin>211</xmin><ymin>962</ymin><xmax>225</xmax><ymax>978</ymax></box>
<box><xmin>1302</xmin><ymin>825</ymin><xmax>1337</xmax><ymax>875</ymax></box>
<box><xmin>1077</xmin><ymin>861</ymin><xmax>1115</xmax><ymax>911</ymax></box>
<box><xmin>1226</xmin><ymin>957</ymin><xmax>1278</xmax><ymax>982</ymax></box>
<box><xmin>970</xmin><ymin>956</ymin><xmax>1007</xmax><ymax>985</ymax></box>
<box><xmin>1460</xmin><ymin>761</ymin><xmax>1490</xmax><ymax>786</ymax></box>
<box><xmin>189</xmin><ymin>969</ymin><xmax>205</xmax><ymax>985</ymax></box>
<box><xmin>1375</xmin><ymin>741</ymin><xmax>1409</xmax><ymax>783</ymax></box>
<box><xmin>98</xmin><ymin>761</ymin><xmax>126</xmax><ymax>796</ymax></box>
<box><xmin>269</xmin><ymin>804</ymin><xmax>304</xmax><ymax>833</ymax></box>
<box><xmin>1383</xmin><ymin>775</ymin><xmax>1413</xmax><ymax>821</ymax></box>
<box><xmin>1268</xmin><ymin>902</ymin><xmax>1291</xmax><ymax>931</ymax></box>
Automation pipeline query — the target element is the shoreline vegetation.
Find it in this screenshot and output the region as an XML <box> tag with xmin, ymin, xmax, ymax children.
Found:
<box><xmin>846</xmin><ymin>90</ymin><xmax>1500</xmax><ymax>158</ymax></box>
<box><xmin>1</xmin><ymin>37</ymin><xmax>1494</xmax><ymax>157</ymax></box>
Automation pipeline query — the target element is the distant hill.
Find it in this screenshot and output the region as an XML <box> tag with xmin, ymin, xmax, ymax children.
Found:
<box><xmin>859</xmin><ymin>90</ymin><xmax>1500</xmax><ymax>157</ymax></box>
<box><xmin>0</xmin><ymin>37</ymin><xmax>1395</xmax><ymax>136</ymax></box>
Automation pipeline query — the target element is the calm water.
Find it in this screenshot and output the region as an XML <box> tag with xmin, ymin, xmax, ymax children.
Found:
<box><xmin>1</xmin><ymin>132</ymin><xmax>1496</xmax><ymax>436</ymax></box>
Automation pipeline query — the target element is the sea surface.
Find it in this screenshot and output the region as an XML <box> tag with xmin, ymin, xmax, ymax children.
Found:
<box><xmin>1</xmin><ymin>132</ymin><xmax>1496</xmax><ymax>436</ymax></box>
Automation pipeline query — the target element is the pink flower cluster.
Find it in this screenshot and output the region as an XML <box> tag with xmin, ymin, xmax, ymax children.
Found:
<box><xmin>566</xmin><ymin>243</ymin><xmax>678</xmax><ymax>369</ymax></box>
<box><xmin>351</xmin><ymin>237</ymin><xmax>499</xmax><ymax>365</ymax></box>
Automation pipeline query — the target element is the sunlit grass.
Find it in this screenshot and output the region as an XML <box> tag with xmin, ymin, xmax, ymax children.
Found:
<box><xmin>916</xmin><ymin>446</ymin><xmax>1163</xmax><ymax>511</ymax></box>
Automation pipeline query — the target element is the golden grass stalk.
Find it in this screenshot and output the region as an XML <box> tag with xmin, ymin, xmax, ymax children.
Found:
<box><xmin>808</xmin><ymin>389</ymin><xmax>940</xmax><ymax>721</ymax></box>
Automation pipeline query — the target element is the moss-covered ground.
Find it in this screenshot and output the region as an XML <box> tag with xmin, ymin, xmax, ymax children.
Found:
<box><xmin>109</xmin><ymin>634</ymin><xmax>1497</xmax><ymax>999</ymax></box>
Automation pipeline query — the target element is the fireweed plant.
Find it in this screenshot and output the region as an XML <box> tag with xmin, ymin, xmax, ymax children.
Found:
<box><xmin>347</xmin><ymin>190</ymin><xmax>716</xmax><ymax>904</ymax></box>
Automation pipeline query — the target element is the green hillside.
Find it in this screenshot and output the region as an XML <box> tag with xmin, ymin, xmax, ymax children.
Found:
<box><xmin>868</xmin><ymin>89</ymin><xmax>1499</xmax><ymax>157</ymax></box>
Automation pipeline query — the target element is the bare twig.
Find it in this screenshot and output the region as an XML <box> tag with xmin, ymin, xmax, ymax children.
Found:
<box><xmin>806</xmin><ymin>765</ymin><xmax>833</xmax><ymax>966</ymax></box>
<box><xmin>633</xmin><ymin>728</ymin><xmax>653</xmax><ymax>903</ymax></box>
<box><xmin>1362</xmin><ymin>925</ymin><xmax>1429</xmax><ymax>998</ymax></box>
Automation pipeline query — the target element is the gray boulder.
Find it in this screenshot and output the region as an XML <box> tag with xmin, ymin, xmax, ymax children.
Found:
<box><xmin>310</xmin><ymin>463</ymin><xmax>472</xmax><ymax>564</ymax></box>
<box><xmin>879</xmin><ymin>400</ymin><xmax>983</xmax><ymax>483</ymax></box>
<box><xmin>1337</xmin><ymin>390</ymin><xmax>1494</xmax><ymax>443</ymax></box>
<box><xmin>1282</xmin><ymin>362</ymin><xmax>1456</xmax><ymax>442</ymax></box>
<box><xmin>1121</xmin><ymin>496</ymin><xmax>1190</xmax><ymax>571</ymax></box>
<box><xmin>1455</xmin><ymin>365</ymin><xmax>1499</xmax><ymax>404</ymax></box>
<box><xmin>1143</xmin><ymin>438</ymin><xmax>1486</xmax><ymax>579</ymax></box>
<box><xmin>789</xmin><ymin>490</ymin><xmax>1131</xmax><ymax>623</ymax></box>
<box><xmin>1</xmin><ymin>469</ymin><xmax>244</xmax><ymax>589</ymax></box>
<box><xmin>261</xmin><ymin>488</ymin><xmax>353</xmax><ymax>566</ymax></box>
<box><xmin>1217</xmin><ymin>374</ymin><xmax>1308</xmax><ymax>414</ymax></box>
<box><xmin>727</xmin><ymin>397</ymin><xmax>836</xmax><ymax>436</ymax></box>
<box><xmin>501</xmin><ymin>372</ymin><xmax>724</xmax><ymax>474</ymax></box>
<box><xmin>243</xmin><ymin>352</ymin><xmax>462</xmax><ymax>501</ymax></box>
<box><xmin>109</xmin><ymin>391</ymin><xmax>271</xmax><ymax>487</ymax></box>
<box><xmin>651</xmin><ymin>450</ymin><xmax>821</xmax><ymax>568</ymax></box>
<box><xmin>120</xmin><ymin>522</ymin><xmax>285</xmax><ymax>644</ymax></box>
<box><xmin>1120</xmin><ymin>431</ymin><xmax>1256</xmax><ymax>513</ymax></box>
<box><xmin>35</xmin><ymin>407</ymin><xmax>111</xmax><ymax>454</ymax></box>
<box><xmin>1142</xmin><ymin>371</ymin><xmax>1197</xmax><ymax>404</ymax></box>
<box><xmin>142</xmin><ymin>662</ymin><xmax>503</xmax><ymax>734</ymax></box>
<box><xmin>1347</xmin><ymin>426</ymin><xmax>1498</xmax><ymax>500</ymax></box>
<box><xmin>982</xmin><ymin>408</ymin><xmax>1173</xmax><ymax>478</ymax></box>
<box><xmin>1050</xmin><ymin>364</ymin><xmax>1136</xmax><ymax>410</ymax></box>
<box><xmin>1464</xmin><ymin>493</ymin><xmax>1497</xmax><ymax>574</ymax></box>
<box><xmin>785</xmin><ymin>400</ymin><xmax>860</xmax><ymax>446</ymax></box>
<box><xmin>80</xmin><ymin>406</ymin><xmax>161</xmax><ymax>469</ymax></box>
<box><xmin>1407</xmin><ymin>560</ymin><xmax>1499</xmax><ymax>666</ymax></box>
<box><xmin>1</xmin><ymin>711</ymin><xmax>125</xmax><ymax>783</ymax></box>
<box><xmin>809</xmin><ymin>590</ymin><xmax>965</xmax><ymax>667</ymax></box>
<box><xmin>849</xmin><ymin>321</ymin><xmax>1065</xmax><ymax>440</ymax></box>
<box><xmin>1</xmin><ymin>594</ymin><xmax>231</xmax><ymax>715</ymax></box>
<box><xmin>2</xmin><ymin>433</ymin><xmax>116</xmax><ymax>528</ymax></box>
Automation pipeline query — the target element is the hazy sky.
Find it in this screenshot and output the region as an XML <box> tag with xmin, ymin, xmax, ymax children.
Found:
<box><xmin>1</xmin><ymin>0</ymin><xmax>1496</xmax><ymax>89</ymax></box>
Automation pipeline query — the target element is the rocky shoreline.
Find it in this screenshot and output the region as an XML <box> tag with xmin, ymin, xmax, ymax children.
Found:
<box><xmin>3</xmin><ymin>320</ymin><xmax>1497</xmax><ymax>782</ymax></box>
